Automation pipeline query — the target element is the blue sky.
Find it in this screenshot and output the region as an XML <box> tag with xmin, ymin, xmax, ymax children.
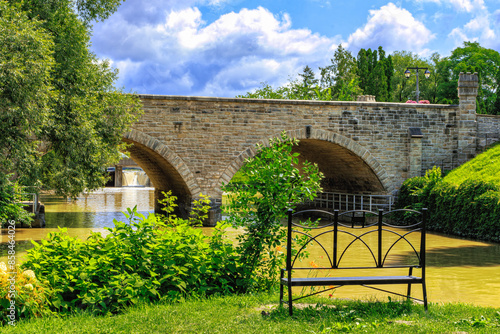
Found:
<box><xmin>90</xmin><ymin>0</ymin><xmax>500</xmax><ymax>97</ymax></box>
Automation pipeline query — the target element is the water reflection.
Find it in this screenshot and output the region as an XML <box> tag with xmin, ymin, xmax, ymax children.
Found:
<box><xmin>41</xmin><ymin>187</ymin><xmax>155</xmax><ymax>228</ymax></box>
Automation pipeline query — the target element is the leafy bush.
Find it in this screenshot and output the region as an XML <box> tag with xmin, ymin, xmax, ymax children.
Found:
<box><xmin>22</xmin><ymin>196</ymin><xmax>242</xmax><ymax>315</ymax></box>
<box><xmin>397</xmin><ymin>166</ymin><xmax>500</xmax><ymax>242</ymax></box>
<box><xmin>0</xmin><ymin>175</ymin><xmax>34</xmax><ymax>227</ymax></box>
<box><xmin>397</xmin><ymin>166</ymin><xmax>442</xmax><ymax>212</ymax></box>
<box><xmin>222</xmin><ymin>132</ymin><xmax>323</xmax><ymax>291</ymax></box>
<box><xmin>0</xmin><ymin>263</ymin><xmax>54</xmax><ymax>325</ymax></box>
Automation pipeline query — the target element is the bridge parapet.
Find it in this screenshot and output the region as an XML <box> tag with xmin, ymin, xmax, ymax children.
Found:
<box><xmin>457</xmin><ymin>72</ymin><xmax>479</xmax><ymax>152</ymax></box>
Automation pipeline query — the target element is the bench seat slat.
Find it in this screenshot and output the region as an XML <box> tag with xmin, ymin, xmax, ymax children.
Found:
<box><xmin>281</xmin><ymin>275</ymin><xmax>423</xmax><ymax>287</ymax></box>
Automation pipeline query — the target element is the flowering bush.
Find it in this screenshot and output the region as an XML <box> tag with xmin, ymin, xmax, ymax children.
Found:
<box><xmin>406</xmin><ymin>100</ymin><xmax>430</xmax><ymax>104</ymax></box>
<box><xmin>0</xmin><ymin>263</ymin><xmax>54</xmax><ymax>325</ymax></box>
<box><xmin>22</xmin><ymin>200</ymin><xmax>242</xmax><ymax>315</ymax></box>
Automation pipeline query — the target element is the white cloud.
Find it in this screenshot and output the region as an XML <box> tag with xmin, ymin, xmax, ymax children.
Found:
<box><xmin>92</xmin><ymin>6</ymin><xmax>339</xmax><ymax>96</ymax></box>
<box><xmin>415</xmin><ymin>0</ymin><xmax>485</xmax><ymax>12</ymax></box>
<box><xmin>449</xmin><ymin>15</ymin><xmax>497</xmax><ymax>48</ymax></box>
<box><xmin>447</xmin><ymin>0</ymin><xmax>485</xmax><ymax>12</ymax></box>
<box><xmin>346</xmin><ymin>3</ymin><xmax>434</xmax><ymax>53</ymax></box>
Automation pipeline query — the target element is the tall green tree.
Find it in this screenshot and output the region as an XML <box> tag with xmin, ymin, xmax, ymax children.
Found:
<box><xmin>0</xmin><ymin>0</ymin><xmax>55</xmax><ymax>223</ymax></box>
<box><xmin>357</xmin><ymin>46</ymin><xmax>392</xmax><ymax>101</ymax></box>
<box><xmin>1</xmin><ymin>0</ymin><xmax>141</xmax><ymax>203</ymax></box>
<box><xmin>222</xmin><ymin>132</ymin><xmax>323</xmax><ymax>290</ymax></box>
<box><xmin>494</xmin><ymin>69</ymin><xmax>500</xmax><ymax>115</ymax></box>
<box><xmin>357</xmin><ymin>49</ymin><xmax>369</xmax><ymax>93</ymax></box>
<box><xmin>290</xmin><ymin>65</ymin><xmax>318</xmax><ymax>100</ymax></box>
<box><xmin>438</xmin><ymin>41</ymin><xmax>500</xmax><ymax>113</ymax></box>
<box><xmin>320</xmin><ymin>44</ymin><xmax>361</xmax><ymax>101</ymax></box>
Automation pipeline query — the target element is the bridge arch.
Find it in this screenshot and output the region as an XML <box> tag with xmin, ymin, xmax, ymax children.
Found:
<box><xmin>122</xmin><ymin>129</ymin><xmax>201</xmax><ymax>213</ymax></box>
<box><xmin>218</xmin><ymin>128</ymin><xmax>392</xmax><ymax>195</ymax></box>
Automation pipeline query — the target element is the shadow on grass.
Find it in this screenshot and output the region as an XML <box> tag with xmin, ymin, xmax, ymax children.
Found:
<box><xmin>267</xmin><ymin>299</ymin><xmax>415</xmax><ymax>322</ymax></box>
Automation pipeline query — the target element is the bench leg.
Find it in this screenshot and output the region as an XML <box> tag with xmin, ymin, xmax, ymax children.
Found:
<box><xmin>288</xmin><ymin>283</ymin><xmax>293</xmax><ymax>316</ymax></box>
<box><xmin>406</xmin><ymin>267</ymin><xmax>413</xmax><ymax>301</ymax></box>
<box><xmin>279</xmin><ymin>284</ymin><xmax>283</xmax><ymax>306</ymax></box>
<box><xmin>279</xmin><ymin>270</ymin><xmax>284</xmax><ymax>306</ymax></box>
<box><xmin>422</xmin><ymin>281</ymin><xmax>428</xmax><ymax>311</ymax></box>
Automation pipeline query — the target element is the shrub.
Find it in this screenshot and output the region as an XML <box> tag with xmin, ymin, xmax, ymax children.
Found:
<box><xmin>22</xmin><ymin>196</ymin><xmax>242</xmax><ymax>315</ymax></box>
<box><xmin>222</xmin><ymin>132</ymin><xmax>323</xmax><ymax>291</ymax></box>
<box><xmin>397</xmin><ymin>166</ymin><xmax>500</xmax><ymax>242</ymax></box>
<box><xmin>0</xmin><ymin>175</ymin><xmax>34</xmax><ymax>227</ymax></box>
<box><xmin>397</xmin><ymin>166</ymin><xmax>442</xmax><ymax>212</ymax></box>
<box><xmin>0</xmin><ymin>263</ymin><xmax>54</xmax><ymax>325</ymax></box>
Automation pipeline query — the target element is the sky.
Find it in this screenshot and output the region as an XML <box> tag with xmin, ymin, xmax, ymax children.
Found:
<box><xmin>90</xmin><ymin>0</ymin><xmax>500</xmax><ymax>97</ymax></box>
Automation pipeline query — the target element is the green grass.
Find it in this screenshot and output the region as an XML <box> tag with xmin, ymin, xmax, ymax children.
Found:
<box><xmin>3</xmin><ymin>293</ymin><xmax>500</xmax><ymax>333</ymax></box>
<box><xmin>444</xmin><ymin>142</ymin><xmax>500</xmax><ymax>186</ymax></box>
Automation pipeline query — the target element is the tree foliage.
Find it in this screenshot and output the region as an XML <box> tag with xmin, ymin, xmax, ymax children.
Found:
<box><xmin>356</xmin><ymin>46</ymin><xmax>393</xmax><ymax>101</ymax></box>
<box><xmin>238</xmin><ymin>41</ymin><xmax>500</xmax><ymax>114</ymax></box>
<box><xmin>438</xmin><ymin>41</ymin><xmax>500</xmax><ymax>114</ymax></box>
<box><xmin>320</xmin><ymin>44</ymin><xmax>362</xmax><ymax>101</ymax></box>
<box><xmin>0</xmin><ymin>0</ymin><xmax>141</xmax><ymax>205</ymax></box>
<box><xmin>222</xmin><ymin>132</ymin><xmax>323</xmax><ymax>290</ymax></box>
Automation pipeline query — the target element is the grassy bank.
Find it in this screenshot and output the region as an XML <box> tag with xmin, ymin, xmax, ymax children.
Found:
<box><xmin>397</xmin><ymin>142</ymin><xmax>500</xmax><ymax>242</ymax></box>
<box><xmin>3</xmin><ymin>293</ymin><xmax>499</xmax><ymax>333</ymax></box>
<box><xmin>444</xmin><ymin>142</ymin><xmax>500</xmax><ymax>186</ymax></box>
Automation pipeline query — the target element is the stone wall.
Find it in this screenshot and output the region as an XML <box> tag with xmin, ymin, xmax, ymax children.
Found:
<box><xmin>477</xmin><ymin>114</ymin><xmax>500</xmax><ymax>148</ymax></box>
<box><xmin>132</xmin><ymin>98</ymin><xmax>459</xmax><ymax>194</ymax></box>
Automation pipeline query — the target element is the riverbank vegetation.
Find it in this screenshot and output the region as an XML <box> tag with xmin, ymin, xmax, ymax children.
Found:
<box><xmin>2</xmin><ymin>133</ymin><xmax>324</xmax><ymax>325</ymax></box>
<box><xmin>397</xmin><ymin>142</ymin><xmax>500</xmax><ymax>242</ymax></box>
<box><xmin>2</xmin><ymin>293</ymin><xmax>500</xmax><ymax>333</ymax></box>
<box><xmin>0</xmin><ymin>0</ymin><xmax>141</xmax><ymax>225</ymax></box>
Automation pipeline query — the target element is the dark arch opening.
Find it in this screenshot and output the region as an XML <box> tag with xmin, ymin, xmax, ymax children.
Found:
<box><xmin>122</xmin><ymin>138</ymin><xmax>192</xmax><ymax>215</ymax></box>
<box><xmin>293</xmin><ymin>139</ymin><xmax>386</xmax><ymax>194</ymax></box>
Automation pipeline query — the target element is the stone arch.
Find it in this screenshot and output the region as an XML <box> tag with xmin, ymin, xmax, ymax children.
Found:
<box><xmin>122</xmin><ymin>129</ymin><xmax>201</xmax><ymax>213</ymax></box>
<box><xmin>217</xmin><ymin>128</ymin><xmax>392</xmax><ymax>195</ymax></box>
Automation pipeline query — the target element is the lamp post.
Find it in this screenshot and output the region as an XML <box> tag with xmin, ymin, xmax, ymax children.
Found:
<box><xmin>404</xmin><ymin>67</ymin><xmax>431</xmax><ymax>102</ymax></box>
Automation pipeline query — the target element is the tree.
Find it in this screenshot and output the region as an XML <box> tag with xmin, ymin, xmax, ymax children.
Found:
<box><xmin>357</xmin><ymin>49</ymin><xmax>369</xmax><ymax>93</ymax></box>
<box><xmin>289</xmin><ymin>65</ymin><xmax>318</xmax><ymax>100</ymax></box>
<box><xmin>390</xmin><ymin>51</ymin><xmax>435</xmax><ymax>102</ymax></box>
<box><xmin>384</xmin><ymin>54</ymin><xmax>394</xmax><ymax>96</ymax></box>
<box><xmin>236</xmin><ymin>82</ymin><xmax>290</xmax><ymax>99</ymax></box>
<box><xmin>368</xmin><ymin>60</ymin><xmax>388</xmax><ymax>101</ymax></box>
<box><xmin>494</xmin><ymin>69</ymin><xmax>500</xmax><ymax>115</ymax></box>
<box><xmin>222</xmin><ymin>132</ymin><xmax>323</xmax><ymax>290</ymax></box>
<box><xmin>238</xmin><ymin>67</ymin><xmax>321</xmax><ymax>101</ymax></box>
<box><xmin>438</xmin><ymin>41</ymin><xmax>500</xmax><ymax>113</ymax></box>
<box><xmin>357</xmin><ymin>47</ymin><xmax>392</xmax><ymax>101</ymax></box>
<box><xmin>320</xmin><ymin>44</ymin><xmax>362</xmax><ymax>101</ymax></box>
<box><xmin>0</xmin><ymin>1</ymin><xmax>55</xmax><ymax>224</ymax></box>
<box><xmin>1</xmin><ymin>0</ymin><xmax>141</xmax><ymax>203</ymax></box>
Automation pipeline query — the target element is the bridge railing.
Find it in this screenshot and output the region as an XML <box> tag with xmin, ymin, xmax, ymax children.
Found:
<box><xmin>303</xmin><ymin>192</ymin><xmax>394</xmax><ymax>212</ymax></box>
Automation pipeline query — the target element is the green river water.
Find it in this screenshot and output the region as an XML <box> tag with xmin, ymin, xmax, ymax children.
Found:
<box><xmin>2</xmin><ymin>187</ymin><xmax>500</xmax><ymax>308</ymax></box>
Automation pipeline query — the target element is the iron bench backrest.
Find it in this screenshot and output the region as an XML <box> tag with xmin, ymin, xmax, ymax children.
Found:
<box><xmin>286</xmin><ymin>208</ymin><xmax>427</xmax><ymax>273</ymax></box>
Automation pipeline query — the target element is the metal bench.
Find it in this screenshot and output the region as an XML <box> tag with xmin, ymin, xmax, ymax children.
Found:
<box><xmin>279</xmin><ymin>208</ymin><xmax>428</xmax><ymax>315</ymax></box>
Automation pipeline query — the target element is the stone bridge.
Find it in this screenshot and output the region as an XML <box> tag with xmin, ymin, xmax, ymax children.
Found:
<box><xmin>123</xmin><ymin>73</ymin><xmax>500</xmax><ymax>224</ymax></box>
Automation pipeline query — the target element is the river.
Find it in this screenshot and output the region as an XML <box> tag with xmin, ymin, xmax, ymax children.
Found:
<box><xmin>3</xmin><ymin>187</ymin><xmax>500</xmax><ymax>308</ymax></box>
